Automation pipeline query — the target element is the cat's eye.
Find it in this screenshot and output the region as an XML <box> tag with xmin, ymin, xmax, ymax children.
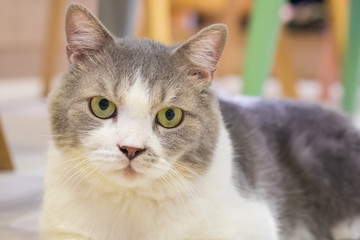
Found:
<box><xmin>156</xmin><ymin>107</ymin><xmax>183</xmax><ymax>128</ymax></box>
<box><xmin>90</xmin><ymin>97</ymin><xmax>116</xmax><ymax>119</ymax></box>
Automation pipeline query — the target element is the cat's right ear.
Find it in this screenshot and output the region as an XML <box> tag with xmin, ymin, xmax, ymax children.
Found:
<box><xmin>173</xmin><ymin>24</ymin><xmax>228</xmax><ymax>82</ymax></box>
<box><xmin>65</xmin><ymin>3</ymin><xmax>113</xmax><ymax>64</ymax></box>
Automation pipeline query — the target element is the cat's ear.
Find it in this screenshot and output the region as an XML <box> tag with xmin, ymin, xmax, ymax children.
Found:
<box><xmin>174</xmin><ymin>24</ymin><xmax>227</xmax><ymax>81</ymax></box>
<box><xmin>65</xmin><ymin>3</ymin><xmax>113</xmax><ymax>63</ymax></box>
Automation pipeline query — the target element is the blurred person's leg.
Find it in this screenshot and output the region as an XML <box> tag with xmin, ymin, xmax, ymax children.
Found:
<box><xmin>318</xmin><ymin>28</ymin><xmax>339</xmax><ymax>102</ymax></box>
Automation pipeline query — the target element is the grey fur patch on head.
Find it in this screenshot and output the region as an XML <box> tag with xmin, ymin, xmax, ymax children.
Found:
<box><xmin>49</xmin><ymin>3</ymin><xmax>228</xmax><ymax>179</ymax></box>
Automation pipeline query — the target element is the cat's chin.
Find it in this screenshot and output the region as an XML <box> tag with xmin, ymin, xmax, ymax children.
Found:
<box><xmin>108</xmin><ymin>166</ymin><xmax>148</xmax><ymax>188</ymax></box>
<box><xmin>116</xmin><ymin>166</ymin><xmax>139</xmax><ymax>180</ymax></box>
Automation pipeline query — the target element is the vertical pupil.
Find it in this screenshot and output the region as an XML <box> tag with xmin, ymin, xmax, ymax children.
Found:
<box><xmin>99</xmin><ymin>99</ymin><xmax>109</xmax><ymax>110</ymax></box>
<box><xmin>165</xmin><ymin>109</ymin><xmax>175</xmax><ymax>121</ymax></box>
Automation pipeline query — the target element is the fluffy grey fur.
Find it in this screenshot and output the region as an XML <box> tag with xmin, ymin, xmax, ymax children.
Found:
<box><xmin>220</xmin><ymin>98</ymin><xmax>360</xmax><ymax>239</ymax></box>
<box><xmin>47</xmin><ymin>3</ymin><xmax>360</xmax><ymax>239</ymax></box>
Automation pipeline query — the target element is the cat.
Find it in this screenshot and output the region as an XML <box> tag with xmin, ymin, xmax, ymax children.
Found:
<box><xmin>40</xmin><ymin>3</ymin><xmax>360</xmax><ymax>240</ymax></box>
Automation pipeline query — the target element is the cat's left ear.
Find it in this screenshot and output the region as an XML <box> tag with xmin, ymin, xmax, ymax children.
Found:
<box><xmin>174</xmin><ymin>24</ymin><xmax>228</xmax><ymax>81</ymax></box>
<box><xmin>65</xmin><ymin>3</ymin><xmax>113</xmax><ymax>63</ymax></box>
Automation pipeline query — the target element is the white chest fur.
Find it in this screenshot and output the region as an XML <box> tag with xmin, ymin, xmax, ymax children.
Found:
<box><xmin>40</xmin><ymin>122</ymin><xmax>279</xmax><ymax>240</ymax></box>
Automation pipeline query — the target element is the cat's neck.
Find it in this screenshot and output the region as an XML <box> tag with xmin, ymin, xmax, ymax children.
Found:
<box><xmin>198</xmin><ymin>119</ymin><xmax>234</xmax><ymax>195</ymax></box>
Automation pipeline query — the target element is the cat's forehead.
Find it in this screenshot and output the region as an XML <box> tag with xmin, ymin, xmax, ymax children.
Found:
<box><xmin>86</xmin><ymin>39</ymin><xmax>181</xmax><ymax>102</ymax></box>
<box><xmin>112</xmin><ymin>38</ymin><xmax>176</xmax><ymax>73</ymax></box>
<box><xmin>104</xmin><ymin>39</ymin><xmax>177</xmax><ymax>86</ymax></box>
<box><xmin>122</xmin><ymin>70</ymin><xmax>151</xmax><ymax>114</ymax></box>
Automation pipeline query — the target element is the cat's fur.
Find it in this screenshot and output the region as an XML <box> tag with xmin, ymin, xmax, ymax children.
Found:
<box><xmin>40</xmin><ymin>3</ymin><xmax>360</xmax><ymax>240</ymax></box>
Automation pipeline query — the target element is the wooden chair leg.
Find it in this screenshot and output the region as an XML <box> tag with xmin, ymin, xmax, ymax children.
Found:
<box><xmin>242</xmin><ymin>0</ymin><xmax>286</xmax><ymax>96</ymax></box>
<box><xmin>0</xmin><ymin>119</ymin><xmax>13</xmax><ymax>170</ymax></box>
<box><xmin>143</xmin><ymin>0</ymin><xmax>172</xmax><ymax>44</ymax></box>
<box><xmin>326</xmin><ymin>0</ymin><xmax>348</xmax><ymax>61</ymax></box>
<box><xmin>41</xmin><ymin>0</ymin><xmax>66</xmax><ymax>96</ymax></box>
<box><xmin>342</xmin><ymin>0</ymin><xmax>360</xmax><ymax>115</ymax></box>
<box><xmin>274</xmin><ymin>28</ymin><xmax>298</xmax><ymax>98</ymax></box>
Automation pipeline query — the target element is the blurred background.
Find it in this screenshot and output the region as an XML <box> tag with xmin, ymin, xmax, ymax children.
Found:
<box><xmin>0</xmin><ymin>0</ymin><xmax>358</xmax><ymax>239</ymax></box>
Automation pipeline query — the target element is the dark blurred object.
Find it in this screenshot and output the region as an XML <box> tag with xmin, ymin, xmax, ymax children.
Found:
<box><xmin>289</xmin><ymin>0</ymin><xmax>323</xmax><ymax>5</ymax></box>
<box><xmin>0</xmin><ymin>119</ymin><xmax>13</xmax><ymax>170</ymax></box>
<box><xmin>288</xmin><ymin>1</ymin><xmax>326</xmax><ymax>31</ymax></box>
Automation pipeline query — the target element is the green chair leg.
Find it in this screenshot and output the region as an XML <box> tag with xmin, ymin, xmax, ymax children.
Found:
<box><xmin>242</xmin><ymin>0</ymin><xmax>286</xmax><ymax>96</ymax></box>
<box><xmin>342</xmin><ymin>0</ymin><xmax>360</xmax><ymax>115</ymax></box>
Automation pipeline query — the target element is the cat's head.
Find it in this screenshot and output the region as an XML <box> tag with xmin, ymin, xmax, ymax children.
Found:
<box><xmin>50</xmin><ymin>3</ymin><xmax>227</xmax><ymax>189</ymax></box>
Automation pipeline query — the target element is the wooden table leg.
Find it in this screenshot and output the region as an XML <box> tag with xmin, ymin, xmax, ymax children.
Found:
<box><xmin>274</xmin><ymin>28</ymin><xmax>298</xmax><ymax>98</ymax></box>
<box><xmin>0</xmin><ymin>120</ymin><xmax>13</xmax><ymax>170</ymax></box>
<box><xmin>326</xmin><ymin>0</ymin><xmax>348</xmax><ymax>61</ymax></box>
<box><xmin>144</xmin><ymin>0</ymin><xmax>172</xmax><ymax>44</ymax></box>
<box><xmin>41</xmin><ymin>0</ymin><xmax>66</xmax><ymax>96</ymax></box>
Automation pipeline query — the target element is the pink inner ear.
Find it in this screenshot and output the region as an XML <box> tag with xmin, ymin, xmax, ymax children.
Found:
<box><xmin>187</xmin><ymin>30</ymin><xmax>225</xmax><ymax>74</ymax></box>
<box><xmin>66</xmin><ymin>45</ymin><xmax>81</xmax><ymax>63</ymax></box>
<box><xmin>65</xmin><ymin>9</ymin><xmax>107</xmax><ymax>62</ymax></box>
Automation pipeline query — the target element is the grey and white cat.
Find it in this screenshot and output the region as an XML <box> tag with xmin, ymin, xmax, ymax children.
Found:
<box><xmin>40</xmin><ymin>3</ymin><xmax>360</xmax><ymax>240</ymax></box>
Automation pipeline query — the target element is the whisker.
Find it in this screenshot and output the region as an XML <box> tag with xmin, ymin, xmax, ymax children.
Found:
<box><xmin>168</xmin><ymin>168</ymin><xmax>200</xmax><ymax>203</ymax></box>
<box><xmin>172</xmin><ymin>161</ymin><xmax>203</xmax><ymax>179</ymax></box>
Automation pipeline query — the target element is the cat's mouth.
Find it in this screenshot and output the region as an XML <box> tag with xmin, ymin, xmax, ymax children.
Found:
<box><xmin>117</xmin><ymin>165</ymin><xmax>140</xmax><ymax>180</ymax></box>
<box><xmin>123</xmin><ymin>165</ymin><xmax>136</xmax><ymax>176</ymax></box>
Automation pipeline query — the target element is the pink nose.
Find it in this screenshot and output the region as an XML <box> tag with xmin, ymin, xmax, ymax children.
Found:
<box><xmin>118</xmin><ymin>145</ymin><xmax>146</xmax><ymax>160</ymax></box>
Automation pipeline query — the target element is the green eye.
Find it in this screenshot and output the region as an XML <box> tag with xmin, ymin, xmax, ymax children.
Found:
<box><xmin>156</xmin><ymin>107</ymin><xmax>183</xmax><ymax>128</ymax></box>
<box><xmin>90</xmin><ymin>97</ymin><xmax>116</xmax><ymax>119</ymax></box>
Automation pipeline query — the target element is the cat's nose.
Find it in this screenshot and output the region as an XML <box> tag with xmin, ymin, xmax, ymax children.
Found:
<box><xmin>118</xmin><ymin>145</ymin><xmax>146</xmax><ymax>160</ymax></box>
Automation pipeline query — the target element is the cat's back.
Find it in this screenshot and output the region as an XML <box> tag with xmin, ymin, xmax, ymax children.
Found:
<box><xmin>219</xmin><ymin>95</ymin><xmax>360</xmax><ymax>191</ymax></box>
<box><xmin>219</xmin><ymin>95</ymin><xmax>360</xmax><ymax>161</ymax></box>
<box><xmin>219</xmin><ymin>95</ymin><xmax>354</xmax><ymax>137</ymax></box>
<box><xmin>219</xmin><ymin>96</ymin><xmax>360</xmax><ymax>236</ymax></box>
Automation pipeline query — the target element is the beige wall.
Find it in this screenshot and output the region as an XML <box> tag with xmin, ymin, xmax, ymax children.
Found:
<box><xmin>0</xmin><ymin>0</ymin><xmax>97</xmax><ymax>78</ymax></box>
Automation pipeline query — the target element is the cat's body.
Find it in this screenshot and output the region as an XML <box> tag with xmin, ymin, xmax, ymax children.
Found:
<box><xmin>220</xmin><ymin>97</ymin><xmax>360</xmax><ymax>239</ymax></box>
<box><xmin>40</xmin><ymin>3</ymin><xmax>360</xmax><ymax>240</ymax></box>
